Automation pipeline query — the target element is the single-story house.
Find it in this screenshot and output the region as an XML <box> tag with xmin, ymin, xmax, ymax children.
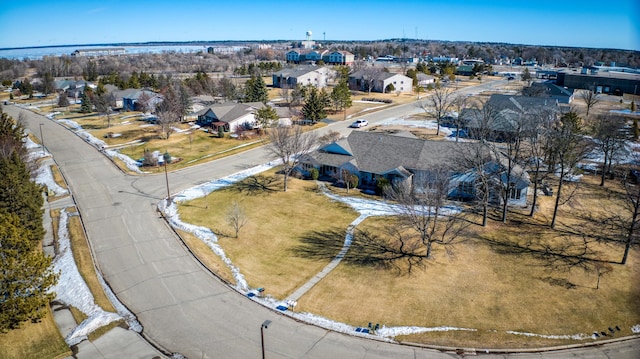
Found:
<box><xmin>523</xmin><ymin>82</ymin><xmax>574</xmax><ymax>104</ymax></box>
<box><xmin>272</xmin><ymin>65</ymin><xmax>335</xmax><ymax>89</ymax></box>
<box><xmin>118</xmin><ymin>89</ymin><xmax>163</xmax><ymax>112</ymax></box>
<box><xmin>461</xmin><ymin>94</ymin><xmax>560</xmax><ymax>141</ymax></box>
<box><xmin>456</xmin><ymin>65</ymin><xmax>475</xmax><ymax>76</ymax></box>
<box><xmin>195</xmin><ymin>102</ymin><xmax>266</xmax><ymax>132</ymax></box>
<box><xmin>416</xmin><ymin>73</ymin><xmax>436</xmax><ymax>88</ymax></box>
<box><xmin>55</xmin><ymin>80</ymin><xmax>96</xmax><ymax>99</ymax></box>
<box><xmin>348</xmin><ymin>70</ymin><xmax>413</xmax><ymax>94</ymax></box>
<box><xmin>300</xmin><ymin>131</ymin><xmax>530</xmax><ymax>206</ymax></box>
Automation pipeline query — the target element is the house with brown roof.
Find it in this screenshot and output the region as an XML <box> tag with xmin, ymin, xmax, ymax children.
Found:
<box><xmin>300</xmin><ymin>131</ymin><xmax>530</xmax><ymax>206</ymax></box>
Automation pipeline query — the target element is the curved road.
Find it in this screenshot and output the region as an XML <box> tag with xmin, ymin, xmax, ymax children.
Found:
<box><xmin>6</xmin><ymin>83</ymin><xmax>639</xmax><ymax>358</ymax></box>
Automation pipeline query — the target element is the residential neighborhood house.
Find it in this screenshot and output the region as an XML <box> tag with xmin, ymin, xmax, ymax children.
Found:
<box><xmin>300</xmin><ymin>131</ymin><xmax>530</xmax><ymax>206</ymax></box>
<box><xmin>348</xmin><ymin>70</ymin><xmax>413</xmax><ymax>94</ymax></box>
<box><xmin>113</xmin><ymin>88</ymin><xmax>164</xmax><ymax>112</ymax></box>
<box><xmin>285</xmin><ymin>49</ymin><xmax>354</xmax><ymax>65</ymax></box>
<box><xmin>461</xmin><ymin>94</ymin><xmax>561</xmax><ymax>141</ymax></box>
<box><xmin>195</xmin><ymin>102</ymin><xmax>267</xmax><ymax>133</ymax></box>
<box><xmin>272</xmin><ymin>65</ymin><xmax>335</xmax><ymax>89</ymax></box>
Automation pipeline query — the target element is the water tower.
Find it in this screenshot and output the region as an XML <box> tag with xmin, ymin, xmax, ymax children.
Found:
<box><xmin>302</xmin><ymin>30</ymin><xmax>315</xmax><ymax>49</ymax></box>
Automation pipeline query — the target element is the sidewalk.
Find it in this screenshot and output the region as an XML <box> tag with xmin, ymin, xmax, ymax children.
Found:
<box><xmin>44</xmin><ymin>195</ymin><xmax>166</xmax><ymax>359</ymax></box>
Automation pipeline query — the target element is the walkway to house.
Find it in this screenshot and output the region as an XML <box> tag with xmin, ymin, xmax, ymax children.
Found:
<box><xmin>285</xmin><ymin>213</ymin><xmax>368</xmax><ymax>302</ymax></box>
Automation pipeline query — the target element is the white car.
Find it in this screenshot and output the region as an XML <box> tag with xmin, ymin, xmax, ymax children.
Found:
<box><xmin>351</xmin><ymin>119</ymin><xmax>369</xmax><ymax>128</ymax></box>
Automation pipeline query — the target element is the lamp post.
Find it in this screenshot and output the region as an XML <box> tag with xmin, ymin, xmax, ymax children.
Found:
<box><xmin>163</xmin><ymin>151</ymin><xmax>171</xmax><ymax>204</ymax></box>
<box><xmin>260</xmin><ymin>320</ymin><xmax>271</xmax><ymax>359</ymax></box>
<box><xmin>39</xmin><ymin>123</ymin><xmax>45</xmax><ymax>155</ymax></box>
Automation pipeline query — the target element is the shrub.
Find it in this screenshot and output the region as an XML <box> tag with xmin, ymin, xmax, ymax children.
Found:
<box><xmin>361</xmin><ymin>97</ymin><xmax>392</xmax><ymax>104</ymax></box>
<box><xmin>309</xmin><ymin>167</ymin><xmax>319</xmax><ymax>180</ymax></box>
<box><xmin>375</xmin><ymin>177</ymin><xmax>390</xmax><ymax>195</ymax></box>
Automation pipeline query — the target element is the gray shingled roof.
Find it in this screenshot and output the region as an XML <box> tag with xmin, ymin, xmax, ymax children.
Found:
<box><xmin>311</xmin><ymin>131</ymin><xmax>468</xmax><ymax>175</ymax></box>
<box><xmin>197</xmin><ymin>102</ymin><xmax>265</xmax><ymax>123</ymax></box>
<box><xmin>273</xmin><ymin>65</ymin><xmax>323</xmax><ymax>79</ymax></box>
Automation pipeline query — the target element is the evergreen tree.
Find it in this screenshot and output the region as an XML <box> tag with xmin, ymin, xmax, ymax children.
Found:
<box><xmin>255</xmin><ymin>105</ymin><xmax>279</xmax><ymax>129</ymax></box>
<box><xmin>41</xmin><ymin>72</ymin><xmax>55</xmax><ymax>95</ymax></box>
<box><xmin>79</xmin><ymin>90</ymin><xmax>92</xmax><ymax>113</ymax></box>
<box><xmin>57</xmin><ymin>94</ymin><xmax>70</xmax><ymax>108</ymax></box>
<box><xmin>302</xmin><ymin>87</ymin><xmax>327</xmax><ymax>123</ymax></box>
<box><xmin>521</xmin><ymin>67</ymin><xmax>532</xmax><ymax>83</ymax></box>
<box><xmin>128</xmin><ymin>71</ymin><xmax>141</xmax><ymax>89</ymax></box>
<box><xmin>330</xmin><ymin>79</ymin><xmax>352</xmax><ymax>119</ymax></box>
<box><xmin>0</xmin><ymin>152</ymin><xmax>44</xmax><ymax>243</ymax></box>
<box><xmin>0</xmin><ymin>109</ymin><xmax>57</xmax><ymax>332</ymax></box>
<box><xmin>243</xmin><ymin>75</ymin><xmax>268</xmax><ymax>103</ymax></box>
<box><xmin>0</xmin><ymin>210</ymin><xmax>58</xmax><ymax>332</ymax></box>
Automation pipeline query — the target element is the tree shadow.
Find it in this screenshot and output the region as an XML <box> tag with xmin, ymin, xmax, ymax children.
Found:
<box><xmin>231</xmin><ymin>175</ymin><xmax>281</xmax><ymax>195</ymax></box>
<box><xmin>291</xmin><ymin>228</ymin><xmax>426</xmax><ymax>276</ymax></box>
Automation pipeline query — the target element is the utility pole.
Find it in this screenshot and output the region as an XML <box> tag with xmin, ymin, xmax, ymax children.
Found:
<box><xmin>39</xmin><ymin>123</ymin><xmax>45</xmax><ymax>155</ymax></box>
<box><xmin>261</xmin><ymin>320</ymin><xmax>271</xmax><ymax>359</ymax></box>
<box><xmin>163</xmin><ymin>151</ymin><xmax>171</xmax><ymax>204</ymax></box>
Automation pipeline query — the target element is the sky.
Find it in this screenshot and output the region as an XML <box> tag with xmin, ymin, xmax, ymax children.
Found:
<box><xmin>1</xmin><ymin>0</ymin><xmax>638</xmax><ymax>50</ymax></box>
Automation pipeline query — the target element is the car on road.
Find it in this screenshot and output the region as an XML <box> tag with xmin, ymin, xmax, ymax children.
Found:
<box><xmin>351</xmin><ymin>119</ymin><xmax>369</xmax><ymax>128</ymax></box>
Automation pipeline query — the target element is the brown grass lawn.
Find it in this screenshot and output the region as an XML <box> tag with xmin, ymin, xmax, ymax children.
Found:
<box><xmin>300</xmin><ymin>175</ymin><xmax>640</xmax><ymax>348</ymax></box>
<box><xmin>178</xmin><ymin>172</ymin><xmax>359</xmax><ymax>298</ymax></box>
<box><xmin>0</xmin><ymin>308</ymin><xmax>70</xmax><ymax>359</ymax></box>
<box><xmin>179</xmin><ymin>171</ymin><xmax>640</xmax><ymax>348</ymax></box>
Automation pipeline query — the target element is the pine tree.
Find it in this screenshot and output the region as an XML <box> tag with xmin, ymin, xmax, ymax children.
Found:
<box><xmin>244</xmin><ymin>75</ymin><xmax>268</xmax><ymax>103</ymax></box>
<box><xmin>0</xmin><ymin>210</ymin><xmax>58</xmax><ymax>332</ymax></box>
<box><xmin>302</xmin><ymin>87</ymin><xmax>327</xmax><ymax>123</ymax></box>
<box><xmin>0</xmin><ymin>152</ymin><xmax>44</xmax><ymax>243</ymax></box>
<box><xmin>57</xmin><ymin>94</ymin><xmax>70</xmax><ymax>108</ymax></box>
<box><xmin>330</xmin><ymin>79</ymin><xmax>352</xmax><ymax>119</ymax></box>
<box><xmin>0</xmin><ymin>109</ymin><xmax>57</xmax><ymax>332</ymax></box>
<box><xmin>79</xmin><ymin>90</ymin><xmax>92</xmax><ymax>113</ymax></box>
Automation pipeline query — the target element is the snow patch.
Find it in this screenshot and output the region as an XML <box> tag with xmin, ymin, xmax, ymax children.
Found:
<box><xmin>50</xmin><ymin>209</ymin><xmax>123</xmax><ymax>346</ymax></box>
<box><xmin>35</xmin><ymin>163</ymin><xmax>68</xmax><ymax>196</ymax></box>
<box><xmin>377</xmin><ymin>326</ymin><xmax>476</xmax><ymax>338</ymax></box>
<box><xmin>506</xmin><ymin>330</ymin><xmax>590</xmax><ymax>341</ymax></box>
<box><xmin>161</xmin><ymin>162</ymin><xmax>279</xmax><ymax>291</ymax></box>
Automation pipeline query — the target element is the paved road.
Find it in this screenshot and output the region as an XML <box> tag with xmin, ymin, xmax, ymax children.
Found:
<box><xmin>6</xmin><ymin>83</ymin><xmax>639</xmax><ymax>358</ymax></box>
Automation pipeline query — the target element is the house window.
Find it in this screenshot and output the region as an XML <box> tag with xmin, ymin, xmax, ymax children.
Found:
<box><xmin>508</xmin><ymin>183</ymin><xmax>521</xmax><ymax>200</ymax></box>
<box><xmin>459</xmin><ymin>181</ymin><xmax>474</xmax><ymax>196</ymax></box>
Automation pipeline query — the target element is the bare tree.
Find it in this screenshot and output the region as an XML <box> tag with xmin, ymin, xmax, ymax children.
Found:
<box><xmin>266</xmin><ymin>125</ymin><xmax>318</xmax><ymax>192</ymax></box>
<box><xmin>455</xmin><ymin>101</ymin><xmax>498</xmax><ymax>226</ymax></box>
<box><xmin>385</xmin><ymin>165</ymin><xmax>462</xmax><ymax>258</ymax></box>
<box><xmin>580</xmin><ymin>86</ymin><xmax>601</xmax><ymax>118</ymax></box>
<box><xmin>226</xmin><ymin>201</ymin><xmax>249</xmax><ymax>238</ymax></box>
<box><xmin>490</xmin><ymin>108</ymin><xmax>537</xmax><ymax>223</ymax></box>
<box><xmin>155</xmin><ymin>105</ymin><xmax>177</xmax><ymax>139</ymax></box>
<box><xmin>359</xmin><ymin>66</ymin><xmax>379</xmax><ymax>94</ymax></box>
<box><xmin>525</xmin><ymin>108</ymin><xmax>556</xmax><ymax>217</ymax></box>
<box><xmin>450</xmin><ymin>95</ymin><xmax>469</xmax><ymax>142</ymax></box>
<box><xmin>620</xmin><ymin>151</ymin><xmax>640</xmax><ymax>265</ymax></box>
<box><xmin>591</xmin><ymin>114</ymin><xmax>627</xmax><ymax>186</ymax></box>
<box><xmin>420</xmin><ymin>85</ymin><xmax>453</xmax><ymax>136</ymax></box>
<box><xmin>318</xmin><ymin>130</ymin><xmax>342</xmax><ymax>145</ymax></box>
<box><xmin>546</xmin><ymin>111</ymin><xmax>593</xmax><ymax>228</ymax></box>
